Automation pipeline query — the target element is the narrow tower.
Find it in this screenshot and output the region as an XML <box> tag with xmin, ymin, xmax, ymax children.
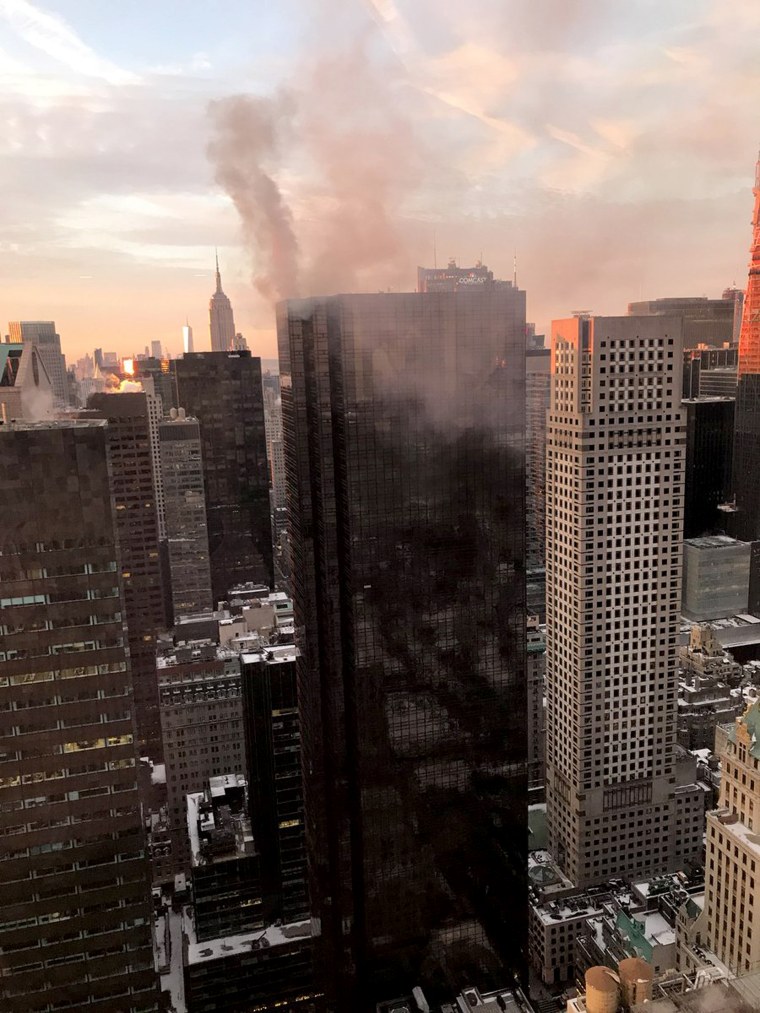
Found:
<box><xmin>209</xmin><ymin>253</ymin><xmax>237</xmax><ymax>352</ymax></box>
<box><xmin>729</xmin><ymin>152</ymin><xmax>760</xmax><ymax>541</ymax></box>
<box><xmin>545</xmin><ymin>315</ymin><xmax>690</xmax><ymax>888</ymax></box>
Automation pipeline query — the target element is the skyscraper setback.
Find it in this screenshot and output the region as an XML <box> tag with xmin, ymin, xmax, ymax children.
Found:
<box><xmin>0</xmin><ymin>420</ymin><xmax>158</xmax><ymax>1012</ymax></box>
<box><xmin>279</xmin><ymin>289</ymin><xmax>528</xmax><ymax>1009</ymax></box>
<box><xmin>545</xmin><ymin>315</ymin><xmax>687</xmax><ymax>888</ymax></box>
<box><xmin>209</xmin><ymin>254</ymin><xmax>237</xmax><ymax>352</ymax></box>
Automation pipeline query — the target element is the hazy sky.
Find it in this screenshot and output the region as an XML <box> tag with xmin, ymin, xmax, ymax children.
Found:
<box><xmin>2</xmin><ymin>0</ymin><xmax>759</xmax><ymax>361</ymax></box>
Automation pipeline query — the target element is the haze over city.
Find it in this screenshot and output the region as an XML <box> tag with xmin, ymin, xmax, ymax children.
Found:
<box><xmin>2</xmin><ymin>0</ymin><xmax>759</xmax><ymax>359</ymax></box>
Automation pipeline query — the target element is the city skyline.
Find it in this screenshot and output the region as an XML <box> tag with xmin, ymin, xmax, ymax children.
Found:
<box><xmin>2</xmin><ymin>0</ymin><xmax>759</xmax><ymax>359</ymax></box>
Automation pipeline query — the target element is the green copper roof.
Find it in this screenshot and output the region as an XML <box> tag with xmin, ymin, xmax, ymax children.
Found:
<box><xmin>743</xmin><ymin>700</ymin><xmax>760</xmax><ymax>759</ymax></box>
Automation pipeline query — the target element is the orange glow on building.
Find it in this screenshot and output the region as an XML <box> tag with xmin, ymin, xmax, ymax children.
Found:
<box><xmin>738</xmin><ymin>153</ymin><xmax>760</xmax><ymax>377</ymax></box>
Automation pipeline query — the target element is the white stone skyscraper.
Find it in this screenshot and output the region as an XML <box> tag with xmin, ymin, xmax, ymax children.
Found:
<box><xmin>183</xmin><ymin>321</ymin><xmax>194</xmax><ymax>354</ymax></box>
<box><xmin>209</xmin><ymin>253</ymin><xmax>236</xmax><ymax>352</ymax></box>
<box><xmin>545</xmin><ymin>314</ymin><xmax>687</xmax><ymax>888</ymax></box>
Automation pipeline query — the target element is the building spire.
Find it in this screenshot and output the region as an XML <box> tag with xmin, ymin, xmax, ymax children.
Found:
<box><xmin>215</xmin><ymin>249</ymin><xmax>222</xmax><ymax>294</ymax></box>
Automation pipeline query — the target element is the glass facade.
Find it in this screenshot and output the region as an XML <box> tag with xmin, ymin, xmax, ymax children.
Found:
<box><xmin>173</xmin><ymin>352</ymin><xmax>273</xmax><ymax>603</ymax></box>
<box><xmin>278</xmin><ymin>291</ymin><xmax>527</xmax><ymax>1010</ymax></box>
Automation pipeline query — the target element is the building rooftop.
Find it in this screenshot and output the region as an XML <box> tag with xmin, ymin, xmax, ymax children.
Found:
<box><xmin>185</xmin><ymin>918</ymin><xmax>312</xmax><ymax>966</ymax></box>
<box><xmin>156</xmin><ymin>640</ymin><xmax>240</xmax><ymax>669</ymax></box>
<box><xmin>0</xmin><ymin>417</ymin><xmax>107</xmax><ymax>431</ymax></box>
<box><xmin>683</xmin><ymin>535</ymin><xmax>746</xmax><ymax>550</ymax></box>
<box><xmin>241</xmin><ymin>644</ymin><xmax>298</xmax><ymax>666</ymax></box>
<box><xmin>710</xmin><ymin>807</ymin><xmax>760</xmax><ymax>856</ymax></box>
<box><xmin>187</xmin><ymin>774</ymin><xmax>255</xmax><ymax>868</ymax></box>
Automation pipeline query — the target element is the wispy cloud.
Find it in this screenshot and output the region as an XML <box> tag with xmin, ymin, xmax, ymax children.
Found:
<box><xmin>2</xmin><ymin>0</ymin><xmax>759</xmax><ymax>360</ymax></box>
<box><xmin>0</xmin><ymin>0</ymin><xmax>137</xmax><ymax>84</ymax></box>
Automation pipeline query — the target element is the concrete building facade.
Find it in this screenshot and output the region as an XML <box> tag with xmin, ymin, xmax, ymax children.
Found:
<box><xmin>546</xmin><ymin>315</ymin><xmax>686</xmax><ymax>888</ymax></box>
<box><xmin>0</xmin><ymin>421</ymin><xmax>158</xmax><ymax>1012</ymax></box>
<box><xmin>157</xmin><ymin>644</ymin><xmax>244</xmax><ymax>874</ymax></box>
<box><xmin>87</xmin><ymin>391</ymin><xmax>168</xmax><ymax>759</ymax></box>
<box><xmin>704</xmin><ymin>701</ymin><xmax>760</xmax><ymax>975</ymax></box>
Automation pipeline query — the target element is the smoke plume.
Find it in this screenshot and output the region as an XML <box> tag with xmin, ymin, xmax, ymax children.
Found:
<box><xmin>208</xmin><ymin>92</ymin><xmax>300</xmax><ymax>302</ymax></box>
<box><xmin>207</xmin><ymin>32</ymin><xmax>424</xmax><ymax>303</ymax></box>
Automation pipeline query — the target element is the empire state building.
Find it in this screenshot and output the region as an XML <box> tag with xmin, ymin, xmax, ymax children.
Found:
<box><xmin>209</xmin><ymin>254</ymin><xmax>236</xmax><ymax>352</ymax></box>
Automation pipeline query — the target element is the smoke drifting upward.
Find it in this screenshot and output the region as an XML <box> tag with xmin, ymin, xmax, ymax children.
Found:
<box><xmin>207</xmin><ymin>33</ymin><xmax>424</xmax><ymax>303</ymax></box>
<box><xmin>208</xmin><ymin>92</ymin><xmax>300</xmax><ymax>302</ymax></box>
<box><xmin>105</xmin><ymin>374</ymin><xmax>143</xmax><ymax>393</ymax></box>
<box><xmin>299</xmin><ymin>44</ymin><xmax>423</xmax><ymax>296</ymax></box>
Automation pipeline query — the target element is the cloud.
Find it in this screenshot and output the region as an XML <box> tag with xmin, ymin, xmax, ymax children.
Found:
<box><xmin>0</xmin><ymin>0</ymin><xmax>137</xmax><ymax>84</ymax></box>
<box><xmin>2</xmin><ymin>0</ymin><xmax>759</xmax><ymax>360</ymax></box>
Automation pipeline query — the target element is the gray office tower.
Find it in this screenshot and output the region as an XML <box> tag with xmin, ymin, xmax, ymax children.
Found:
<box><xmin>159</xmin><ymin>409</ymin><xmax>213</xmax><ymax>619</ymax></box>
<box><xmin>8</xmin><ymin>320</ymin><xmax>70</xmax><ymax>408</ymax></box>
<box><xmin>0</xmin><ymin>420</ymin><xmax>158</xmax><ymax>1012</ymax></box>
<box><xmin>173</xmin><ymin>352</ymin><xmax>273</xmax><ymax>604</ymax></box>
<box><xmin>546</xmin><ymin>316</ymin><xmax>686</xmax><ymax>888</ymax></box>
<box><xmin>278</xmin><ymin>291</ymin><xmax>527</xmax><ymax>1011</ymax></box>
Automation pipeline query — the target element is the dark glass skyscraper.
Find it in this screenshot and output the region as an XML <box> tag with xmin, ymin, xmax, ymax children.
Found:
<box><xmin>172</xmin><ymin>351</ymin><xmax>273</xmax><ymax>603</ymax></box>
<box><xmin>242</xmin><ymin>646</ymin><xmax>307</xmax><ymax>924</ymax></box>
<box><xmin>683</xmin><ymin>397</ymin><xmax>734</xmax><ymax>539</ymax></box>
<box><xmin>278</xmin><ymin>291</ymin><xmax>527</xmax><ymax>1010</ymax></box>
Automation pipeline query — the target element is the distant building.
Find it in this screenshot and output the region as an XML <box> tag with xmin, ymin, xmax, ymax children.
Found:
<box><xmin>173</xmin><ymin>351</ymin><xmax>273</xmax><ymax>601</ymax></box>
<box><xmin>157</xmin><ymin>642</ymin><xmax>244</xmax><ymax>874</ymax></box>
<box><xmin>677</xmin><ymin>626</ymin><xmax>743</xmax><ymax>750</ymax></box>
<box><xmin>209</xmin><ymin>254</ymin><xmax>236</xmax><ymax>352</ymax></box>
<box><xmin>187</xmin><ymin>774</ymin><xmax>261</xmax><ymax>941</ymax></box>
<box><xmin>87</xmin><ymin>391</ymin><xmax>168</xmax><ymax>758</ymax></box>
<box><xmin>0</xmin><ymin>420</ymin><xmax>159</xmax><ymax>1012</ymax></box>
<box><xmin>729</xmin><ymin>154</ymin><xmax>760</xmax><ymax>543</ymax></box>
<box><xmin>0</xmin><ymin>340</ymin><xmax>54</xmax><ymax>421</ymax></box>
<box><xmin>417</xmin><ymin>258</ymin><xmax>512</xmax><ymax>291</ymax></box>
<box><xmin>7</xmin><ymin>320</ymin><xmax>70</xmax><ymax>407</ymax></box>
<box><xmin>263</xmin><ymin>384</ymin><xmax>286</xmax><ymax>519</ymax></box>
<box><xmin>682</xmin><ymin>536</ymin><xmax>750</xmax><ymax>621</ymax></box>
<box><xmin>159</xmin><ymin>409</ymin><xmax>214</xmax><ymax>619</ymax></box>
<box><xmin>183</xmin><ymin>917</ymin><xmax>317</xmax><ymax>1013</ymax></box>
<box><xmin>242</xmin><ymin>645</ymin><xmax>307</xmax><ymax>923</ymax></box>
<box><xmin>628</xmin><ymin>295</ymin><xmax>738</xmax><ymax>348</ymax></box>
<box><xmin>132</xmin><ymin>356</ymin><xmax>176</xmax><ymax>415</ymax></box>
<box><xmin>704</xmin><ymin>702</ymin><xmax>760</xmax><ymax>974</ymax></box>
<box><xmin>682</xmin><ymin>347</ymin><xmax>738</xmax><ymax>398</ymax></box>
<box><xmin>683</xmin><ymin>398</ymin><xmax>734</xmax><ymax>539</ymax></box>
<box><xmin>183</xmin><ymin>322</ymin><xmax>194</xmax><ymax>354</ymax></box>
